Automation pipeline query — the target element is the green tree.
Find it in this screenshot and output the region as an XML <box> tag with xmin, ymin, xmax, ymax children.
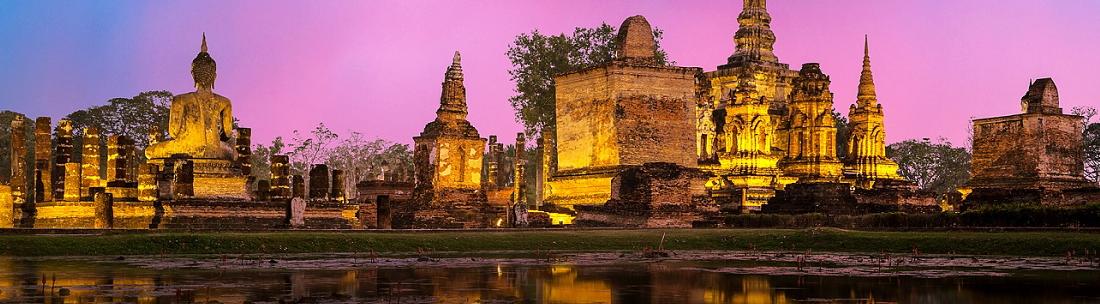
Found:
<box><xmin>506</xmin><ymin>23</ymin><xmax>670</xmax><ymax>137</ymax></box>
<box><xmin>65</xmin><ymin>90</ymin><xmax>173</xmax><ymax>150</ymax></box>
<box><xmin>1073</xmin><ymin>106</ymin><xmax>1099</xmax><ymax>184</ymax></box>
<box><xmin>887</xmin><ymin>138</ymin><xmax>971</xmax><ymax>193</ymax></box>
<box><xmin>832</xmin><ymin>110</ymin><xmax>850</xmax><ymax>158</ymax></box>
<box><xmin>250</xmin><ymin>136</ymin><xmax>286</xmax><ymax>189</ymax></box>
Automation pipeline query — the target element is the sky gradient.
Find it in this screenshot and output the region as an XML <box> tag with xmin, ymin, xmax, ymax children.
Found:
<box><xmin>1</xmin><ymin>0</ymin><xmax>1098</xmax><ymax>147</ymax></box>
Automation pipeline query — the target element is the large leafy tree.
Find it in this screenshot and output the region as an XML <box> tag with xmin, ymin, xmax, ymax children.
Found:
<box><xmin>506</xmin><ymin>23</ymin><xmax>670</xmax><ymax>137</ymax></box>
<box><xmin>65</xmin><ymin>90</ymin><xmax>173</xmax><ymax>150</ymax></box>
<box><xmin>887</xmin><ymin>138</ymin><xmax>971</xmax><ymax>193</ymax></box>
<box><xmin>1073</xmin><ymin>106</ymin><xmax>1100</xmax><ymax>184</ymax></box>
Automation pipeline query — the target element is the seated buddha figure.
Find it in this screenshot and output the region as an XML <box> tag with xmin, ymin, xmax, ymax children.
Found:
<box><xmin>146</xmin><ymin>34</ymin><xmax>236</xmax><ymax>160</ymax></box>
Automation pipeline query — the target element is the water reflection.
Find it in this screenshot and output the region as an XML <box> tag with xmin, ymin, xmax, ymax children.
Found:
<box><xmin>0</xmin><ymin>257</ymin><xmax>1096</xmax><ymax>303</ymax></box>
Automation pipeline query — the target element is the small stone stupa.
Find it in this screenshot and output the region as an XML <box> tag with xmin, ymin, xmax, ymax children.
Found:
<box><xmin>409</xmin><ymin>51</ymin><xmax>496</xmax><ymax>228</ymax></box>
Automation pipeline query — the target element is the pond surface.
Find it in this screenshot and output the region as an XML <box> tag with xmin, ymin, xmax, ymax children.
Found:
<box><xmin>0</xmin><ymin>252</ymin><xmax>1098</xmax><ymax>303</ymax></box>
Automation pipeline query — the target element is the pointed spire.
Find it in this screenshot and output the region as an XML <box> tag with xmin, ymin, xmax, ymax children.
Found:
<box><xmin>727</xmin><ymin>0</ymin><xmax>777</xmax><ymax>66</ymax></box>
<box><xmin>445</xmin><ymin>51</ymin><xmax>464</xmax><ymax>81</ymax></box>
<box><xmin>857</xmin><ymin>35</ymin><xmax>878</xmax><ymax>106</ymax></box>
<box><xmin>438</xmin><ymin>51</ymin><xmax>468</xmax><ymax>118</ymax></box>
<box><xmin>201</xmin><ymin>32</ymin><xmax>208</xmax><ymax>53</ymax></box>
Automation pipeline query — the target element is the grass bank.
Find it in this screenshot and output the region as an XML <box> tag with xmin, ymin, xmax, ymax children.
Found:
<box><xmin>1</xmin><ymin>229</ymin><xmax>1098</xmax><ymax>257</ymax></box>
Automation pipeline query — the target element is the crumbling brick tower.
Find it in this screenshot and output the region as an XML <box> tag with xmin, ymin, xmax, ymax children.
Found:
<box><xmin>410</xmin><ymin>52</ymin><xmax>494</xmax><ymax>228</ymax></box>
<box><xmin>964</xmin><ymin>78</ymin><xmax>1096</xmax><ymax>206</ymax></box>
<box><xmin>542</xmin><ymin>15</ymin><xmax>703</xmax><ymax>211</ymax></box>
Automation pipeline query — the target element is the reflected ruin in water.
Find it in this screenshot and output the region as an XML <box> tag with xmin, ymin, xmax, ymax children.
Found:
<box><xmin>0</xmin><ymin>256</ymin><xmax>1097</xmax><ymax>303</ymax></box>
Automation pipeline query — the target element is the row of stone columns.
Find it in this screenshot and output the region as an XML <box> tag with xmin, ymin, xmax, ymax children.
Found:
<box><xmin>256</xmin><ymin>155</ymin><xmax>346</xmax><ymax>202</ymax></box>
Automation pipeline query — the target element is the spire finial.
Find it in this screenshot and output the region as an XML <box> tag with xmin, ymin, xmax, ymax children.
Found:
<box><xmin>452</xmin><ymin>51</ymin><xmax>461</xmax><ymax>65</ymax></box>
<box><xmin>201</xmin><ymin>32</ymin><xmax>208</xmax><ymax>53</ymax></box>
<box><xmin>864</xmin><ymin>35</ymin><xmax>869</xmax><ymax>57</ymax></box>
<box><xmin>857</xmin><ymin>35</ymin><xmax>878</xmax><ymax>106</ymax></box>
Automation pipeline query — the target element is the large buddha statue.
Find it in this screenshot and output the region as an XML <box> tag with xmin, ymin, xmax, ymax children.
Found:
<box><xmin>145</xmin><ymin>34</ymin><xmax>236</xmax><ymax>160</ymax></box>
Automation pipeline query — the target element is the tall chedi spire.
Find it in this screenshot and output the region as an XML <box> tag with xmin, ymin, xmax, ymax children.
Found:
<box><xmin>845</xmin><ymin>35</ymin><xmax>902</xmax><ymax>186</ymax></box>
<box><xmin>728</xmin><ymin>0</ymin><xmax>778</xmax><ymax>65</ymax></box>
<box><xmin>857</xmin><ymin>35</ymin><xmax>878</xmax><ymax>107</ymax></box>
<box><xmin>437</xmin><ymin>51</ymin><xmax>468</xmax><ymax>121</ymax></box>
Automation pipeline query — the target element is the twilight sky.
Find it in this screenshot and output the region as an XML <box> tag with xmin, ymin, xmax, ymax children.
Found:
<box><xmin>1</xmin><ymin>0</ymin><xmax>1098</xmax><ymax>147</ymax></box>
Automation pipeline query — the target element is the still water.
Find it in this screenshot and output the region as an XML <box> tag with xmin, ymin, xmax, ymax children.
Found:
<box><xmin>0</xmin><ymin>254</ymin><xmax>1097</xmax><ymax>303</ymax></box>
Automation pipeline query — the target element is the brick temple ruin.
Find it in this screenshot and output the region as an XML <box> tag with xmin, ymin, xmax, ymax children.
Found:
<box><xmin>0</xmin><ymin>35</ymin><xmax>361</xmax><ymax>229</ymax></box>
<box><xmin>0</xmin><ymin>0</ymin><xmax>1094</xmax><ymax>230</ymax></box>
<box><xmin>961</xmin><ymin>78</ymin><xmax>1100</xmax><ymax>207</ymax></box>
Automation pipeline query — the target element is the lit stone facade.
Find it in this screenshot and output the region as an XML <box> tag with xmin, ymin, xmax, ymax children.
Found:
<box><xmin>844</xmin><ymin>37</ymin><xmax>902</xmax><ymax>186</ymax></box>
<box><xmin>778</xmin><ymin>63</ymin><xmax>843</xmax><ymax>180</ymax></box>
<box><xmin>544</xmin><ymin>15</ymin><xmax>702</xmax><ymax>210</ymax></box>
<box><xmin>409</xmin><ymin>51</ymin><xmax>500</xmax><ymax>228</ymax></box>
<box><xmin>698</xmin><ymin>0</ymin><xmax>798</xmax><ymax>163</ymax></box>
<box><xmin>966</xmin><ymin>79</ymin><xmax>1094</xmax><ymax>197</ymax></box>
<box><xmin>413</xmin><ymin>52</ymin><xmax>486</xmax><ymax>197</ymax></box>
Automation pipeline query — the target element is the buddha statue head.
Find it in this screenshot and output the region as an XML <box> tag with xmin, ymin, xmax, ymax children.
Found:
<box><xmin>192</xmin><ymin>33</ymin><xmax>217</xmax><ymax>90</ymax></box>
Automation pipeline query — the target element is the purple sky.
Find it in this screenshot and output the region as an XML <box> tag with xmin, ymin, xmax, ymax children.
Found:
<box><xmin>1</xmin><ymin>0</ymin><xmax>1098</xmax><ymax>147</ymax></box>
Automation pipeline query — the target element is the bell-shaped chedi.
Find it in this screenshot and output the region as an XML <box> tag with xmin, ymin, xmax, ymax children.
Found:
<box><xmin>544</xmin><ymin>15</ymin><xmax>702</xmax><ymax>210</ymax></box>
<box><xmin>965</xmin><ymin>77</ymin><xmax>1096</xmax><ymax>206</ymax></box>
<box><xmin>413</xmin><ymin>51</ymin><xmax>486</xmax><ymax>196</ymax></box>
<box><xmin>845</xmin><ymin>36</ymin><xmax>902</xmax><ymax>185</ymax></box>
<box><xmin>410</xmin><ymin>51</ymin><xmax>496</xmax><ymax>228</ymax></box>
<box><xmin>614</xmin><ymin>15</ymin><xmax>658</xmax><ymax>64</ymax></box>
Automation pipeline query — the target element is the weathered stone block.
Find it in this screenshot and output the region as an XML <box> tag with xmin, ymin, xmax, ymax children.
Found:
<box><xmin>292</xmin><ymin>175</ymin><xmax>305</xmax><ymax>199</ymax></box>
<box><xmin>63</xmin><ymin>163</ymin><xmax>80</xmax><ymax>202</ymax></box>
<box><xmin>137</xmin><ymin>164</ymin><xmax>157</xmax><ymax>202</ymax></box>
<box><xmin>93</xmin><ymin>192</ymin><xmax>113</xmax><ymax>229</ymax></box>
<box><xmin>330</xmin><ymin>169</ymin><xmax>345</xmax><ymax>201</ymax></box>
<box><xmin>80</xmin><ymin>127</ymin><xmax>102</xmax><ymax>199</ymax></box>
<box><xmin>52</xmin><ymin>119</ymin><xmax>73</xmax><ymax>200</ymax></box>
<box><xmin>0</xmin><ymin>185</ymin><xmax>13</xmax><ymax>228</ymax></box>
<box><xmin>9</xmin><ymin>116</ymin><xmax>28</xmax><ymax>204</ymax></box>
<box><xmin>270</xmin><ymin>155</ymin><xmax>291</xmax><ymax>200</ymax></box>
<box><xmin>309</xmin><ymin>164</ymin><xmax>329</xmax><ymax>200</ymax></box>
<box><xmin>288</xmin><ymin>197</ymin><xmax>305</xmax><ymax>228</ymax></box>
<box><xmin>34</xmin><ymin>117</ymin><xmax>52</xmax><ymax>202</ymax></box>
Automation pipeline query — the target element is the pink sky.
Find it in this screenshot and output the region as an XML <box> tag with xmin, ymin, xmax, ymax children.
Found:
<box><xmin>2</xmin><ymin>0</ymin><xmax>1098</xmax><ymax>147</ymax></box>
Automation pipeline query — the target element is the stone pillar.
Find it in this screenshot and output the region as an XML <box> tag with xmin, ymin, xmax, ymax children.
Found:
<box><xmin>539</xmin><ymin>127</ymin><xmax>556</xmax><ymax>207</ymax></box>
<box><xmin>309</xmin><ymin>164</ymin><xmax>329</xmax><ymax>200</ymax></box>
<box><xmin>236</xmin><ymin>128</ymin><xmax>252</xmax><ymax>176</ymax></box>
<box><xmin>256</xmin><ymin>179</ymin><xmax>271</xmax><ymax>201</ymax></box>
<box><xmin>93</xmin><ymin>192</ymin><xmax>113</xmax><ymax>229</ymax></box>
<box><xmin>34</xmin><ymin>160</ymin><xmax>48</xmax><ymax>203</ymax></box>
<box><xmin>513</xmin><ymin>133</ymin><xmax>527</xmax><ymax>208</ymax></box>
<box><xmin>486</xmin><ymin>135</ymin><xmax>499</xmax><ymax>190</ymax></box>
<box><xmin>52</xmin><ymin>119</ymin><xmax>73</xmax><ymax>200</ymax></box>
<box><xmin>9</xmin><ymin>116</ymin><xmax>28</xmax><ymax>204</ymax></box>
<box><xmin>80</xmin><ymin>127</ymin><xmax>101</xmax><ymax>200</ymax></box>
<box><xmin>0</xmin><ymin>185</ymin><xmax>13</xmax><ymax>228</ymax></box>
<box><xmin>106</xmin><ymin>135</ymin><xmax>135</xmax><ymax>183</ymax></box>
<box><xmin>63</xmin><ymin>163</ymin><xmax>80</xmax><ymax>201</ymax></box>
<box><xmin>172</xmin><ymin>159</ymin><xmax>194</xmax><ymax>199</ymax></box>
<box><xmin>291</xmin><ymin>175</ymin><xmax>305</xmax><ymax>199</ymax></box>
<box><xmin>270</xmin><ymin>155</ymin><xmax>290</xmax><ymax>200</ymax></box>
<box><xmin>330</xmin><ymin>169</ymin><xmax>345</xmax><ymax>202</ymax></box>
<box><xmin>137</xmin><ymin>164</ymin><xmax>157</xmax><ymax>202</ymax></box>
<box><xmin>34</xmin><ymin>117</ymin><xmax>52</xmax><ymax>202</ymax></box>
